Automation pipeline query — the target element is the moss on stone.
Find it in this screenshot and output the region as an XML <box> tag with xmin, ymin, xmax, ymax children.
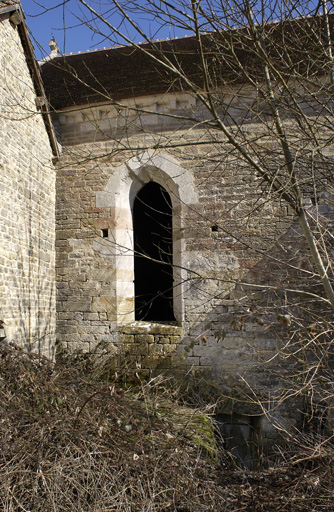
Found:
<box><xmin>155</xmin><ymin>400</ymin><xmax>217</xmax><ymax>461</ymax></box>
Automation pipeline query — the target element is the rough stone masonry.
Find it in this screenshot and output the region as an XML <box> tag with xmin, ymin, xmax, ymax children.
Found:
<box><xmin>1</xmin><ymin>2</ymin><xmax>333</xmax><ymax>449</ymax></box>
<box><xmin>0</xmin><ymin>2</ymin><xmax>57</xmax><ymax>357</ymax></box>
<box><xmin>40</xmin><ymin>34</ymin><xmax>313</xmax><ymax>444</ymax></box>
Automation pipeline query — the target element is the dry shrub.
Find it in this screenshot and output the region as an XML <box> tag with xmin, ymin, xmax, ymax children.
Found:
<box><xmin>0</xmin><ymin>343</ymin><xmax>333</xmax><ymax>512</ymax></box>
<box><xmin>0</xmin><ymin>344</ymin><xmax>219</xmax><ymax>512</ymax></box>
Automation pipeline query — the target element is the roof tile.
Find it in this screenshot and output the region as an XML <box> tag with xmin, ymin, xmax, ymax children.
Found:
<box><xmin>0</xmin><ymin>1</ymin><xmax>19</xmax><ymax>8</ymax></box>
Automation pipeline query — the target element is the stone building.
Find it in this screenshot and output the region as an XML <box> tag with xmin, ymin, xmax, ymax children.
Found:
<box><xmin>1</xmin><ymin>2</ymin><xmax>332</xmax><ymax>453</ymax></box>
<box><xmin>39</xmin><ymin>19</ymin><xmax>334</xmax><ymax>448</ymax></box>
<box><xmin>0</xmin><ymin>0</ymin><xmax>58</xmax><ymax>357</ymax></box>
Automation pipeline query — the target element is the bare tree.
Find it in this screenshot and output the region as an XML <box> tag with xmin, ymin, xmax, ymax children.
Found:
<box><xmin>36</xmin><ymin>0</ymin><xmax>334</xmax><ymax>456</ymax></box>
<box><xmin>72</xmin><ymin>0</ymin><xmax>333</xmax><ymax>295</ymax></box>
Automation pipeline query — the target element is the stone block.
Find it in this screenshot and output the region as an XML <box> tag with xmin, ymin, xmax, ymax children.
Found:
<box><xmin>163</xmin><ymin>344</ymin><xmax>177</xmax><ymax>355</ymax></box>
<box><xmin>124</xmin><ymin>343</ymin><xmax>148</xmax><ymax>355</ymax></box>
<box><xmin>118</xmin><ymin>334</ymin><xmax>134</xmax><ymax>343</ymax></box>
<box><xmin>92</xmin><ymin>296</ymin><xmax>114</xmax><ymax>312</ymax></box>
<box><xmin>148</xmin><ymin>324</ymin><xmax>182</xmax><ymax>336</ymax></box>
<box><xmin>83</xmin><ymin>313</ymin><xmax>100</xmax><ymax>321</ymax></box>
<box><xmin>135</xmin><ymin>334</ymin><xmax>154</xmax><ymax>344</ymax></box>
<box><xmin>148</xmin><ymin>344</ymin><xmax>164</xmax><ymax>356</ymax></box>
<box><xmin>183</xmin><ymin>356</ymin><xmax>200</xmax><ymax>367</ymax></box>
<box><xmin>65</xmin><ymin>300</ymin><xmax>92</xmax><ymax>312</ymax></box>
<box><xmin>157</xmin><ymin>336</ymin><xmax>171</xmax><ymax>344</ymax></box>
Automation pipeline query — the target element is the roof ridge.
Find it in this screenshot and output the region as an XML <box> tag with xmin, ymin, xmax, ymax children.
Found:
<box><xmin>60</xmin><ymin>33</ymin><xmax>196</xmax><ymax>58</ymax></box>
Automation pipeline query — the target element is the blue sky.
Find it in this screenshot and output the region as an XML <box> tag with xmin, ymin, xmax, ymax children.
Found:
<box><xmin>22</xmin><ymin>0</ymin><xmax>189</xmax><ymax>59</ymax></box>
<box><xmin>22</xmin><ymin>0</ymin><xmax>117</xmax><ymax>58</ymax></box>
<box><xmin>22</xmin><ymin>0</ymin><xmax>323</xmax><ymax>60</ymax></box>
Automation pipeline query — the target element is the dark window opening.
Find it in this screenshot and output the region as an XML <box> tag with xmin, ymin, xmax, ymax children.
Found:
<box><xmin>101</xmin><ymin>229</ymin><xmax>108</xmax><ymax>238</ymax></box>
<box><xmin>133</xmin><ymin>182</ymin><xmax>175</xmax><ymax>322</ymax></box>
<box><xmin>211</xmin><ymin>224</ymin><xmax>219</xmax><ymax>232</ymax></box>
<box><xmin>216</xmin><ymin>413</ymin><xmax>262</xmax><ymax>470</ymax></box>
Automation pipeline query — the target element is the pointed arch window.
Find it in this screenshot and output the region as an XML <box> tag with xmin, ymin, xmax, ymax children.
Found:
<box><xmin>96</xmin><ymin>150</ymin><xmax>198</xmax><ymax>324</ymax></box>
<box><xmin>133</xmin><ymin>182</ymin><xmax>175</xmax><ymax>321</ymax></box>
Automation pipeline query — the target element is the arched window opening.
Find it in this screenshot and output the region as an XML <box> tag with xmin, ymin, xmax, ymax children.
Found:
<box><xmin>133</xmin><ymin>182</ymin><xmax>175</xmax><ymax>321</ymax></box>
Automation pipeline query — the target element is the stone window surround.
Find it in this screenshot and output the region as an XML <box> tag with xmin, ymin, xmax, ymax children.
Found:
<box><xmin>96</xmin><ymin>150</ymin><xmax>198</xmax><ymax>325</ymax></box>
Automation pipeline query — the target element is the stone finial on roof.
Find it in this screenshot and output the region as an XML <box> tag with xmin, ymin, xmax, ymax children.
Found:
<box><xmin>40</xmin><ymin>38</ymin><xmax>60</xmax><ymax>63</ymax></box>
<box><xmin>49</xmin><ymin>38</ymin><xmax>60</xmax><ymax>54</ymax></box>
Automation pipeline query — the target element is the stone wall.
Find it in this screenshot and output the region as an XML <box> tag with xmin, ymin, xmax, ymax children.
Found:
<box><xmin>53</xmin><ymin>94</ymin><xmax>305</xmax><ymax>433</ymax></box>
<box><xmin>115</xmin><ymin>323</ymin><xmax>183</xmax><ymax>370</ymax></box>
<box><xmin>0</xmin><ymin>16</ymin><xmax>56</xmax><ymax>357</ymax></box>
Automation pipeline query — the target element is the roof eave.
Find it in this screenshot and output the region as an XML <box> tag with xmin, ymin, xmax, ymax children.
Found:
<box><xmin>1</xmin><ymin>2</ymin><xmax>60</xmax><ymax>159</ymax></box>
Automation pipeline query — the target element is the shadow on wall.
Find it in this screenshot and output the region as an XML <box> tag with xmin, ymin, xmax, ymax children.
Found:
<box><xmin>2</xmin><ymin>230</ymin><xmax>55</xmax><ymax>359</ymax></box>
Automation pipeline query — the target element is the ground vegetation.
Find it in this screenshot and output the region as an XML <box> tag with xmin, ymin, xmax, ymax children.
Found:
<box><xmin>0</xmin><ymin>343</ymin><xmax>333</xmax><ymax>511</ymax></box>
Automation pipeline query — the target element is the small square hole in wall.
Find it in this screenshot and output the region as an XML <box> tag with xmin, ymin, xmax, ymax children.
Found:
<box><xmin>211</xmin><ymin>224</ymin><xmax>219</xmax><ymax>233</ymax></box>
<box><xmin>101</xmin><ymin>228</ymin><xmax>108</xmax><ymax>238</ymax></box>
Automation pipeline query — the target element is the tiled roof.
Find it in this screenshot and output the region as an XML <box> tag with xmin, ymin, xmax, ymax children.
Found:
<box><xmin>0</xmin><ymin>1</ymin><xmax>19</xmax><ymax>7</ymax></box>
<box><xmin>41</xmin><ymin>36</ymin><xmax>205</xmax><ymax>110</ymax></box>
<box><xmin>41</xmin><ymin>13</ymin><xmax>334</xmax><ymax>111</ymax></box>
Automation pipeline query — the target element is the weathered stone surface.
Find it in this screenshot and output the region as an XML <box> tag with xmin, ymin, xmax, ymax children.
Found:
<box><xmin>135</xmin><ymin>334</ymin><xmax>155</xmax><ymax>344</ymax></box>
<box><xmin>39</xmin><ymin>41</ymin><xmax>332</xmax><ymax>443</ymax></box>
<box><xmin>53</xmin><ymin>103</ymin><xmax>298</xmax><ymax>387</ymax></box>
<box><xmin>0</xmin><ymin>16</ymin><xmax>56</xmax><ymax>357</ymax></box>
